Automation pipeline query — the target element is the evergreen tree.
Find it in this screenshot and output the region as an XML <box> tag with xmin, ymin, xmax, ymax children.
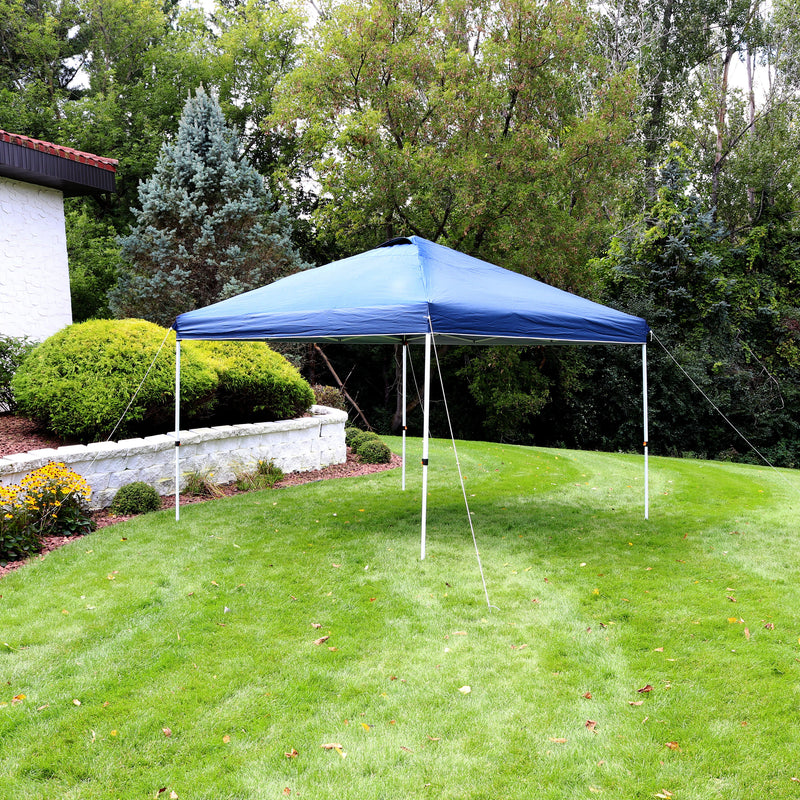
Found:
<box><xmin>110</xmin><ymin>86</ymin><xmax>308</xmax><ymax>326</ymax></box>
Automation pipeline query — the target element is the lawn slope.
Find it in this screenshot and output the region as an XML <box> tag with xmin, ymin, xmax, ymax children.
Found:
<box><xmin>0</xmin><ymin>438</ymin><xmax>798</xmax><ymax>799</ymax></box>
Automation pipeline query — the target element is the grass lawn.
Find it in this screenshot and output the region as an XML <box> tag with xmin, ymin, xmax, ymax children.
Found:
<box><xmin>1</xmin><ymin>436</ymin><xmax>799</xmax><ymax>799</ymax></box>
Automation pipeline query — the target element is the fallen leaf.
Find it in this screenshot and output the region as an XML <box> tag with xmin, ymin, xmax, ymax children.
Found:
<box><xmin>744</xmin><ymin>628</ymin><xmax>751</xmax><ymax>640</ymax></box>
<box><xmin>361</xmin><ymin>722</ymin><xmax>371</xmax><ymax>731</ymax></box>
<box><xmin>727</xmin><ymin>596</ymin><xmax>737</xmax><ymax>602</ymax></box>
<box><xmin>583</xmin><ymin>692</ymin><xmax>593</xmax><ymax>699</ymax></box>
<box><xmin>458</xmin><ymin>685</ymin><xmax>471</xmax><ymax>694</ymax></box>
<box><xmin>585</xmin><ymin>720</ymin><xmax>598</xmax><ymax>732</ymax></box>
<box><xmin>764</xmin><ymin>623</ymin><xmax>775</xmax><ymax>630</ymax></box>
<box><xmin>170</xmin><ymin>793</ymin><xmax>178</xmax><ymax>800</ymax></box>
<box><xmin>637</xmin><ymin>684</ymin><xmax>653</xmax><ymax>694</ymax></box>
<box><xmin>11</xmin><ymin>694</ymin><xmax>25</xmax><ymax>704</ymax></box>
<box><xmin>654</xmin><ymin>792</ymin><xmax>673</xmax><ymax>799</ymax></box>
<box><xmin>162</xmin><ymin>727</ymin><xmax>172</xmax><ymax>737</ymax></box>
<box><xmin>73</xmin><ymin>699</ymin><xmax>81</xmax><ymax>706</ymax></box>
<box><xmin>311</xmin><ymin>622</ymin><xmax>322</xmax><ymax>629</ymax></box>
<box><xmin>222</xmin><ymin>735</ymin><xmax>231</xmax><ymax>744</ymax></box>
<box><xmin>283</xmin><ymin>789</ymin><xmax>291</xmax><ymax>796</ymax></box>
<box><xmin>400</xmin><ymin>745</ymin><xmax>413</xmax><ymax>752</ymax></box>
<box><xmin>285</xmin><ymin>748</ymin><xmax>298</xmax><ymax>759</ymax></box>
<box><xmin>653</xmin><ymin>647</ymin><xmax>664</xmax><ymax>652</ymax></box>
<box><xmin>665</xmin><ymin>741</ymin><xmax>681</xmax><ymax>751</ymax></box>
<box><xmin>629</xmin><ymin>700</ymin><xmax>644</xmax><ymax>706</ymax></box>
<box><xmin>453</xmin><ymin>631</ymin><xmax>467</xmax><ymax>636</ymax></box>
<box><xmin>321</xmin><ymin>743</ymin><xmax>343</xmax><ymax>750</ymax></box>
<box><xmin>313</xmin><ymin>636</ymin><xmax>330</xmax><ymax>645</ymax></box>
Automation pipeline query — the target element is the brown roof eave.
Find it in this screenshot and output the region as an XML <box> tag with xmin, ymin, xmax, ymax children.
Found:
<box><xmin>0</xmin><ymin>137</ymin><xmax>117</xmax><ymax>197</ymax></box>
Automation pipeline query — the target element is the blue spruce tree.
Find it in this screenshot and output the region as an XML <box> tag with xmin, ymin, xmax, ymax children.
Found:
<box><xmin>111</xmin><ymin>87</ymin><xmax>307</xmax><ymax>325</ymax></box>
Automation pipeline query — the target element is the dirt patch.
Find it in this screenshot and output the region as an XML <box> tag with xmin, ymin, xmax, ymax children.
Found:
<box><xmin>0</xmin><ymin>413</ymin><xmax>76</xmax><ymax>456</ymax></box>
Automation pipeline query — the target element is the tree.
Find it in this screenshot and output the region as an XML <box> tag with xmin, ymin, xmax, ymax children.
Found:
<box><xmin>110</xmin><ymin>86</ymin><xmax>308</xmax><ymax>326</ymax></box>
<box><xmin>273</xmin><ymin>0</ymin><xmax>638</xmax><ymax>294</ymax></box>
<box><xmin>583</xmin><ymin>145</ymin><xmax>800</xmax><ymax>465</ymax></box>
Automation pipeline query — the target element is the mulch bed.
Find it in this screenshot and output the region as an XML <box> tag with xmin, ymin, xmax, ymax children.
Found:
<box><xmin>0</xmin><ymin>412</ymin><xmax>400</xmax><ymax>579</ymax></box>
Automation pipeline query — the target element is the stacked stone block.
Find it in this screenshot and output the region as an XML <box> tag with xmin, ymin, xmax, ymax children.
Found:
<box><xmin>0</xmin><ymin>406</ymin><xmax>347</xmax><ymax>509</ymax></box>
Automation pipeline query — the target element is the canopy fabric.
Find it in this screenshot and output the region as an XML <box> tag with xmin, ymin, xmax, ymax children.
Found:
<box><xmin>174</xmin><ymin>236</ymin><xmax>649</xmax><ymax>345</ymax></box>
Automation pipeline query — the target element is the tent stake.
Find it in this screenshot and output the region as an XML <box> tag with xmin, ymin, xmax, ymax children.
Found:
<box><xmin>175</xmin><ymin>339</ymin><xmax>181</xmax><ymax>522</ymax></box>
<box><xmin>420</xmin><ymin>332</ymin><xmax>432</xmax><ymax>559</ymax></box>
<box><xmin>642</xmin><ymin>342</ymin><xmax>649</xmax><ymax>520</ymax></box>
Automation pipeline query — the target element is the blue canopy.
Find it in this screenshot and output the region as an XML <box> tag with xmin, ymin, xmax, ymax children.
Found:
<box><xmin>174</xmin><ymin>236</ymin><xmax>649</xmax><ymax>345</ymax></box>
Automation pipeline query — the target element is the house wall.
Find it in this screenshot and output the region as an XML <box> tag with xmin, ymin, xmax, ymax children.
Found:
<box><xmin>0</xmin><ymin>406</ymin><xmax>348</xmax><ymax>510</ymax></box>
<box><xmin>0</xmin><ymin>176</ymin><xmax>72</xmax><ymax>342</ymax></box>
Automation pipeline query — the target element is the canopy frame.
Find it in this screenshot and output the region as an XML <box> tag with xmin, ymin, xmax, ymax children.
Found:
<box><xmin>172</xmin><ymin>236</ymin><xmax>651</xmax><ymax>554</ymax></box>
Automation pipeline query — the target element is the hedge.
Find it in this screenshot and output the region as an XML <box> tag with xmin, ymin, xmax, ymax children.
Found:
<box><xmin>12</xmin><ymin>320</ymin><xmax>314</xmax><ymax>442</ymax></box>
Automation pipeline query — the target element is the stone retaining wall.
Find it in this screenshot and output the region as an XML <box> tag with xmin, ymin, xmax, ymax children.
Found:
<box><xmin>0</xmin><ymin>405</ymin><xmax>347</xmax><ymax>509</ymax></box>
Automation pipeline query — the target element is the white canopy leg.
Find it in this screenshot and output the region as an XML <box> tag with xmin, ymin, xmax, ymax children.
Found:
<box><xmin>402</xmin><ymin>341</ymin><xmax>407</xmax><ymax>491</ymax></box>
<box><xmin>642</xmin><ymin>343</ymin><xmax>649</xmax><ymax>520</ymax></box>
<box><xmin>175</xmin><ymin>339</ymin><xmax>181</xmax><ymax>522</ymax></box>
<box><xmin>420</xmin><ymin>332</ymin><xmax>432</xmax><ymax>559</ymax></box>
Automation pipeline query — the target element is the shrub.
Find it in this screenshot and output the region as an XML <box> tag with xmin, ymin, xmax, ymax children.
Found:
<box><xmin>0</xmin><ymin>485</ymin><xmax>39</xmax><ymax>561</ymax></box>
<box><xmin>346</xmin><ymin>428</ymin><xmax>379</xmax><ymax>449</ymax></box>
<box><xmin>12</xmin><ymin>320</ymin><xmax>218</xmax><ymax>442</ymax></box>
<box><xmin>193</xmin><ymin>341</ymin><xmax>314</xmax><ymax>425</ymax></box>
<box><xmin>312</xmin><ymin>384</ymin><xmax>346</xmax><ymax>411</ymax></box>
<box><xmin>183</xmin><ymin>470</ymin><xmax>224</xmax><ymax>498</ymax></box>
<box><xmin>110</xmin><ymin>481</ymin><xmax>161</xmax><ymax>515</ymax></box>
<box><xmin>0</xmin><ymin>334</ymin><xmax>35</xmax><ymax>412</ymax></box>
<box><xmin>235</xmin><ymin>459</ymin><xmax>285</xmax><ymax>492</ymax></box>
<box><xmin>20</xmin><ymin>462</ymin><xmax>94</xmax><ymax>537</ymax></box>
<box><xmin>0</xmin><ymin>463</ymin><xmax>94</xmax><ymax>561</ymax></box>
<box><xmin>356</xmin><ymin>438</ymin><xmax>392</xmax><ymax>464</ymax></box>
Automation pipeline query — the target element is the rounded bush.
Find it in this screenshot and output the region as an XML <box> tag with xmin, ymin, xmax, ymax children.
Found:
<box><xmin>346</xmin><ymin>428</ymin><xmax>379</xmax><ymax>450</ymax></box>
<box><xmin>110</xmin><ymin>481</ymin><xmax>161</xmax><ymax>515</ymax></box>
<box><xmin>193</xmin><ymin>340</ymin><xmax>314</xmax><ymax>424</ymax></box>
<box><xmin>12</xmin><ymin>320</ymin><xmax>217</xmax><ymax>442</ymax></box>
<box><xmin>356</xmin><ymin>438</ymin><xmax>392</xmax><ymax>464</ymax></box>
<box><xmin>12</xmin><ymin>321</ymin><xmax>315</xmax><ymax>443</ymax></box>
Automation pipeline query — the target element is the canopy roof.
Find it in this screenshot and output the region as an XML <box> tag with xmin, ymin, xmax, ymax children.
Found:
<box><xmin>174</xmin><ymin>236</ymin><xmax>649</xmax><ymax>346</ymax></box>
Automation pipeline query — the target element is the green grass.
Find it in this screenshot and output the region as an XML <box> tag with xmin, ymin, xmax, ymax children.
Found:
<box><xmin>1</xmin><ymin>437</ymin><xmax>799</xmax><ymax>799</ymax></box>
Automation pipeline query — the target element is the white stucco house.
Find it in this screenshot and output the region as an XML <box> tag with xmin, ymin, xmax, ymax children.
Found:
<box><xmin>0</xmin><ymin>130</ymin><xmax>117</xmax><ymax>342</ymax></box>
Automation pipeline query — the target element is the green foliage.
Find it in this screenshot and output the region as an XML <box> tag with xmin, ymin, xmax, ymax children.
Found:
<box><xmin>0</xmin><ymin>485</ymin><xmax>39</xmax><ymax>562</ymax></box>
<box><xmin>0</xmin><ymin>462</ymin><xmax>94</xmax><ymax>561</ymax></box>
<box><xmin>274</xmin><ymin>0</ymin><xmax>637</xmax><ymax>291</ymax></box>
<box><xmin>11</xmin><ymin>320</ymin><xmax>218</xmax><ymax>443</ymax></box>
<box><xmin>581</xmin><ymin>146</ymin><xmax>800</xmax><ymax>464</ymax></box>
<box><xmin>355</xmin><ymin>437</ymin><xmax>392</xmax><ymax>464</ymax></box>
<box><xmin>235</xmin><ymin>459</ymin><xmax>285</xmax><ymax>492</ymax></box>
<box><xmin>312</xmin><ymin>384</ymin><xmax>346</xmax><ymax>411</ymax></box>
<box><xmin>182</xmin><ymin>470</ymin><xmax>224</xmax><ymax>499</ymax></box>
<box><xmin>0</xmin><ymin>334</ymin><xmax>34</xmax><ymax>412</ymax></box>
<box><xmin>456</xmin><ymin>347</ymin><xmax>551</xmax><ymax>443</ymax></box>
<box><xmin>346</xmin><ymin>428</ymin><xmax>377</xmax><ymax>449</ymax></box>
<box><xmin>193</xmin><ymin>340</ymin><xmax>314</xmax><ymax>424</ymax></box>
<box><xmin>110</xmin><ymin>481</ymin><xmax>161</xmax><ymax>515</ymax></box>
<box><xmin>66</xmin><ymin>208</ymin><xmax>121</xmax><ymax>321</ymax></box>
<box><xmin>11</xmin><ymin>321</ymin><xmax>314</xmax><ymax>443</ymax></box>
<box><xmin>111</xmin><ymin>87</ymin><xmax>308</xmax><ymax>326</ymax></box>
